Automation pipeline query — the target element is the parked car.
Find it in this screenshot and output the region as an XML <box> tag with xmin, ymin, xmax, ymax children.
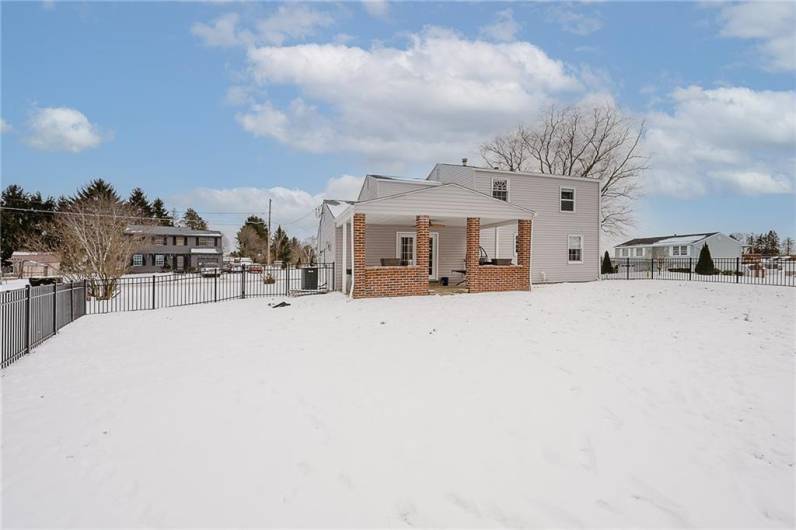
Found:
<box><xmin>247</xmin><ymin>264</ymin><xmax>264</xmax><ymax>273</ymax></box>
<box><xmin>200</xmin><ymin>266</ymin><xmax>222</xmax><ymax>277</ymax></box>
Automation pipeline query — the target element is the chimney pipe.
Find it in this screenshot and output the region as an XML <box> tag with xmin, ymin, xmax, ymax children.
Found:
<box><xmin>461</xmin><ymin>157</ymin><xmax>467</xmax><ymax>166</ymax></box>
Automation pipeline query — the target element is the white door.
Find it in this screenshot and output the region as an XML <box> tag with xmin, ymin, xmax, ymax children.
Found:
<box><xmin>395</xmin><ymin>232</ymin><xmax>439</xmax><ymax>280</ymax></box>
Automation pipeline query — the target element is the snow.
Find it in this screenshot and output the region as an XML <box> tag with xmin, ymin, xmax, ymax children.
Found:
<box><xmin>2</xmin><ymin>281</ymin><xmax>794</xmax><ymax>527</ymax></box>
<box><xmin>0</xmin><ymin>278</ymin><xmax>29</xmax><ymax>291</ymax></box>
<box><xmin>651</xmin><ymin>234</ymin><xmax>712</xmax><ymax>246</ymax></box>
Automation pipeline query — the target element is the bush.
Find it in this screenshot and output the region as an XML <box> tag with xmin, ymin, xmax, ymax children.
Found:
<box><xmin>667</xmin><ymin>267</ymin><xmax>690</xmax><ymax>274</ymax></box>
<box><xmin>601</xmin><ymin>251</ymin><xmax>614</xmax><ymax>274</ymax></box>
<box><xmin>721</xmin><ymin>270</ymin><xmax>743</xmax><ymax>276</ymax></box>
<box><xmin>695</xmin><ymin>243</ymin><xmax>716</xmax><ymax>275</ymax></box>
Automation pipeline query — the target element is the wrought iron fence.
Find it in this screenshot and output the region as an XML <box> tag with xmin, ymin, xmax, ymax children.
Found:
<box><xmin>0</xmin><ymin>264</ymin><xmax>334</xmax><ymax>368</ymax></box>
<box><xmin>86</xmin><ymin>263</ymin><xmax>334</xmax><ymax>314</ymax></box>
<box><xmin>1</xmin><ymin>281</ymin><xmax>87</xmax><ymax>368</ymax></box>
<box><xmin>601</xmin><ymin>257</ymin><xmax>796</xmax><ymax>287</ymax></box>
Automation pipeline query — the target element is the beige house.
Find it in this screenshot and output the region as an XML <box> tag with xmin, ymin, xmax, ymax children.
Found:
<box><xmin>317</xmin><ymin>162</ymin><xmax>601</xmax><ymax>298</ymax></box>
<box><xmin>8</xmin><ymin>252</ymin><xmax>61</xmax><ymax>278</ymax></box>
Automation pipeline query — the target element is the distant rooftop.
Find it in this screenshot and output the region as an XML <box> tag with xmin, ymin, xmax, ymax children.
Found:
<box><xmin>616</xmin><ymin>233</ymin><xmax>719</xmax><ymax>247</ymax></box>
<box><xmin>126</xmin><ymin>224</ymin><xmax>222</xmax><ymax>237</ymax></box>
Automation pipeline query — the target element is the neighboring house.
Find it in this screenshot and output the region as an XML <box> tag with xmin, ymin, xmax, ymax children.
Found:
<box><xmin>613</xmin><ymin>232</ymin><xmax>743</xmax><ymax>260</ymax></box>
<box><xmin>125</xmin><ymin>225</ymin><xmax>223</xmax><ymax>273</ymax></box>
<box><xmin>8</xmin><ymin>252</ymin><xmax>60</xmax><ymax>277</ymax></box>
<box><xmin>316</xmin><ymin>162</ymin><xmax>600</xmax><ymax>298</ymax></box>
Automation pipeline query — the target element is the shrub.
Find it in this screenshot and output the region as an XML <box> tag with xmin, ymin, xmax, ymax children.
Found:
<box><xmin>601</xmin><ymin>251</ymin><xmax>614</xmax><ymax>274</ymax></box>
<box><xmin>667</xmin><ymin>267</ymin><xmax>690</xmax><ymax>274</ymax></box>
<box><xmin>695</xmin><ymin>243</ymin><xmax>716</xmax><ymax>275</ymax></box>
<box><xmin>721</xmin><ymin>270</ymin><xmax>743</xmax><ymax>276</ymax></box>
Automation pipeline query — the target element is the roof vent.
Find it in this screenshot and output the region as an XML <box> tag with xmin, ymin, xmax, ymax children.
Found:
<box><xmin>461</xmin><ymin>158</ymin><xmax>467</xmax><ymax>166</ymax></box>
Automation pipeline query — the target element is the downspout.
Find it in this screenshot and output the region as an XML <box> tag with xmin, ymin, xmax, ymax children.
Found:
<box><xmin>349</xmin><ymin>215</ymin><xmax>356</xmax><ymax>300</ymax></box>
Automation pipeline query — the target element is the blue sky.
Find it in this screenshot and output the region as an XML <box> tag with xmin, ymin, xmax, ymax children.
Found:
<box><xmin>2</xmin><ymin>1</ymin><xmax>794</xmax><ymax>244</ymax></box>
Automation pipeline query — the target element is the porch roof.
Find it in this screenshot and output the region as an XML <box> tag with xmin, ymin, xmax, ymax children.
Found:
<box><xmin>334</xmin><ymin>183</ymin><xmax>535</xmax><ymax>228</ymax></box>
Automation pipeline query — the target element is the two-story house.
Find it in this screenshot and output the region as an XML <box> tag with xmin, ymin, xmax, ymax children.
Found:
<box><xmin>316</xmin><ymin>161</ymin><xmax>600</xmax><ymax>298</ymax></box>
<box><xmin>125</xmin><ymin>225</ymin><xmax>223</xmax><ymax>273</ymax></box>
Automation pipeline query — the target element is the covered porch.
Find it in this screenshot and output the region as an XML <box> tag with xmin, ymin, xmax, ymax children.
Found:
<box><xmin>334</xmin><ymin>184</ymin><xmax>535</xmax><ymax>299</ymax></box>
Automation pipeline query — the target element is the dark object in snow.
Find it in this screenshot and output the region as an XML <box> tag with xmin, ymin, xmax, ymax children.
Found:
<box><xmin>601</xmin><ymin>251</ymin><xmax>614</xmax><ymax>274</ymax></box>
<box><xmin>272</xmin><ymin>301</ymin><xmax>291</xmax><ymax>308</ymax></box>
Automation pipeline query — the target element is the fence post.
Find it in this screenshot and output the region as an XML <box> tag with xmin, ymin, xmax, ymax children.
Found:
<box><xmin>52</xmin><ymin>283</ymin><xmax>58</xmax><ymax>335</ymax></box>
<box><xmin>70</xmin><ymin>281</ymin><xmax>75</xmax><ymax>322</ymax></box>
<box><xmin>332</xmin><ymin>262</ymin><xmax>335</xmax><ymax>291</ymax></box>
<box><xmin>689</xmin><ymin>258</ymin><xmax>692</xmax><ymax>281</ymax></box>
<box><xmin>151</xmin><ymin>275</ymin><xmax>156</xmax><ymax>310</ymax></box>
<box><xmin>286</xmin><ymin>265</ymin><xmax>291</xmax><ymax>296</ymax></box>
<box><xmin>24</xmin><ymin>285</ymin><xmax>31</xmax><ymax>353</ymax></box>
<box><xmin>736</xmin><ymin>257</ymin><xmax>740</xmax><ymax>283</ymax></box>
<box><xmin>650</xmin><ymin>258</ymin><xmax>654</xmax><ymax>279</ymax></box>
<box><xmin>214</xmin><ymin>273</ymin><xmax>218</xmax><ymax>303</ymax></box>
<box><xmin>241</xmin><ymin>265</ymin><xmax>246</xmax><ymax>299</ymax></box>
<box><xmin>626</xmin><ymin>257</ymin><xmax>630</xmax><ymax>280</ymax></box>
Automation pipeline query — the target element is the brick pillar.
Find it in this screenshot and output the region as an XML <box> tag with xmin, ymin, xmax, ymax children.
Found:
<box><xmin>416</xmin><ymin>215</ymin><xmax>430</xmax><ymax>292</ymax></box>
<box><xmin>518</xmin><ymin>219</ymin><xmax>532</xmax><ymax>290</ymax></box>
<box><xmin>352</xmin><ymin>213</ymin><xmax>366</xmax><ymax>298</ymax></box>
<box><xmin>466</xmin><ymin>217</ymin><xmax>480</xmax><ymax>291</ymax></box>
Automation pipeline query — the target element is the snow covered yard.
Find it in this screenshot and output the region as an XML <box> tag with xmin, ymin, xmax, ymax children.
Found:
<box><xmin>2</xmin><ymin>281</ymin><xmax>794</xmax><ymax>528</ymax></box>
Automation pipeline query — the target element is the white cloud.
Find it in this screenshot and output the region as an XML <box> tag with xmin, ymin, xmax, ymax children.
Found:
<box><xmin>0</xmin><ymin>119</ymin><xmax>11</xmax><ymax>134</ymax></box>
<box><xmin>546</xmin><ymin>4</ymin><xmax>603</xmax><ymax>36</ymax></box>
<box><xmin>171</xmin><ymin>174</ymin><xmax>364</xmax><ymax>242</ymax></box>
<box><xmin>643</xmin><ymin>86</ymin><xmax>796</xmax><ymax>197</ymax></box>
<box><xmin>362</xmin><ymin>0</ymin><xmax>389</xmax><ymax>19</ymax></box>
<box><xmin>479</xmin><ymin>9</ymin><xmax>520</xmax><ymax>42</ymax></box>
<box><xmin>235</xmin><ymin>28</ymin><xmax>582</xmax><ymax>165</ymax></box>
<box><xmin>25</xmin><ymin>106</ymin><xmax>105</xmax><ymax>153</ymax></box>
<box><xmin>717</xmin><ymin>1</ymin><xmax>796</xmax><ymax>72</ymax></box>
<box><xmin>256</xmin><ymin>4</ymin><xmax>334</xmax><ymax>45</ymax></box>
<box><xmin>191</xmin><ymin>13</ymin><xmax>244</xmax><ymax>48</ymax></box>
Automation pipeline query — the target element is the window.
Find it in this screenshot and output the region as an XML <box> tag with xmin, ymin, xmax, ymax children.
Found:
<box><xmin>132</xmin><ymin>254</ymin><xmax>144</xmax><ymax>267</ymax></box>
<box><xmin>672</xmin><ymin>245</ymin><xmax>688</xmax><ymax>256</ymax></box>
<box><xmin>174</xmin><ymin>236</ymin><xmax>186</xmax><ymax>246</ymax></box>
<box><xmin>635</xmin><ymin>248</ymin><xmax>645</xmax><ymax>257</ymax></box>
<box><xmin>155</xmin><ymin>254</ymin><xmax>165</xmax><ymax>267</ymax></box>
<box><xmin>196</xmin><ymin>237</ymin><xmax>214</xmax><ymax>247</ymax></box>
<box><xmin>151</xmin><ymin>236</ymin><xmax>166</xmax><ymax>245</ymax></box>
<box><xmin>619</xmin><ymin>248</ymin><xmax>629</xmax><ymax>257</ymax></box>
<box><xmin>560</xmin><ymin>187</ymin><xmax>575</xmax><ymax>212</ymax></box>
<box><xmin>492</xmin><ymin>178</ymin><xmax>509</xmax><ymax>201</ymax></box>
<box><xmin>568</xmin><ymin>235</ymin><xmax>583</xmax><ymax>263</ymax></box>
<box><xmin>396</xmin><ymin>233</ymin><xmax>415</xmax><ymax>265</ymax></box>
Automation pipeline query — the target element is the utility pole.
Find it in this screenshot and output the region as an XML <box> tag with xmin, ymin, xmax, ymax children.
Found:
<box><xmin>266</xmin><ymin>198</ymin><xmax>272</xmax><ymax>266</ymax></box>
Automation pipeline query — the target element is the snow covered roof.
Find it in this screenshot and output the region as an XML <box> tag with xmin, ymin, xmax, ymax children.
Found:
<box><xmin>617</xmin><ymin>233</ymin><xmax>718</xmax><ymax>247</ymax></box>
<box><xmin>323</xmin><ymin>199</ymin><xmax>357</xmax><ymax>218</ymax></box>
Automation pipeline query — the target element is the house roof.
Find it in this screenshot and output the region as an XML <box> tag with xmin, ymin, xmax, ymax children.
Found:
<box><xmin>367</xmin><ymin>174</ymin><xmax>439</xmax><ymax>185</ymax></box>
<box><xmin>427</xmin><ymin>162</ymin><xmax>601</xmax><ymax>184</ymax></box>
<box><xmin>336</xmin><ymin>183</ymin><xmax>535</xmax><ymax>227</ymax></box>
<box><xmin>322</xmin><ymin>199</ymin><xmax>357</xmax><ymax>218</ymax></box>
<box><xmin>126</xmin><ymin>224</ymin><xmax>222</xmax><ymax>237</ymax></box>
<box><xmin>616</xmin><ymin>233</ymin><xmax>719</xmax><ymax>247</ymax></box>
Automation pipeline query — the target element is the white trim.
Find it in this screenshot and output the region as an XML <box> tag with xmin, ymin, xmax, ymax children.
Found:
<box><xmin>342</xmin><ymin>221</ymin><xmax>348</xmax><ymax>294</ymax></box>
<box><xmin>560</xmin><ymin>185</ymin><xmax>576</xmax><ymax>213</ymax></box>
<box><xmin>429</xmin><ymin>232</ymin><xmax>439</xmax><ymax>281</ymax></box>
<box><xmin>395</xmin><ymin>232</ymin><xmax>417</xmax><ymax>265</ymax></box>
<box><xmin>491</xmin><ymin>176</ymin><xmax>510</xmax><ymax>202</ymax></box>
<box><xmin>350</xmin><ymin>219</ymin><xmax>355</xmax><ymax>298</ymax></box>
<box><xmin>494</xmin><ymin>227</ymin><xmax>500</xmax><ymax>258</ymax></box>
<box><xmin>567</xmin><ymin>234</ymin><xmax>584</xmax><ymax>264</ymax></box>
<box><xmin>132</xmin><ymin>254</ymin><xmax>144</xmax><ymax>267</ymax></box>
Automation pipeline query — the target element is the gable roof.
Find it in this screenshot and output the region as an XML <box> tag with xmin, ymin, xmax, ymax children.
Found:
<box><xmin>126</xmin><ymin>225</ymin><xmax>222</xmax><ymax>237</ymax></box>
<box><xmin>616</xmin><ymin>233</ymin><xmax>719</xmax><ymax>247</ymax></box>
<box><xmin>322</xmin><ymin>199</ymin><xmax>357</xmax><ymax>218</ymax></box>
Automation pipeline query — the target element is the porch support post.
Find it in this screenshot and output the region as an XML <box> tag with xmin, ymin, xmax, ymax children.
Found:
<box><xmin>416</xmin><ymin>215</ymin><xmax>430</xmax><ymax>293</ymax></box>
<box><xmin>352</xmin><ymin>213</ymin><xmax>366</xmax><ymax>299</ymax></box>
<box><xmin>517</xmin><ymin>219</ymin><xmax>532</xmax><ymax>290</ymax></box>
<box><xmin>465</xmin><ymin>217</ymin><xmax>480</xmax><ymax>292</ymax></box>
<box><xmin>341</xmin><ymin>220</ymin><xmax>348</xmax><ymax>293</ymax></box>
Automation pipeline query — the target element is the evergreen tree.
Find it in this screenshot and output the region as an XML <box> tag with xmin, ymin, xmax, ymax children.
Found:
<box><xmin>243</xmin><ymin>215</ymin><xmax>268</xmax><ymax>240</ymax></box>
<box><xmin>127</xmin><ymin>188</ymin><xmax>153</xmax><ymax>218</ymax></box>
<box><xmin>71</xmin><ymin>179</ymin><xmax>121</xmax><ymax>204</ymax></box>
<box><xmin>601</xmin><ymin>250</ymin><xmax>614</xmax><ymax>274</ymax></box>
<box><xmin>236</xmin><ymin>222</ymin><xmax>267</xmax><ymax>262</ymax></box>
<box><xmin>764</xmin><ymin>230</ymin><xmax>780</xmax><ymax>255</ymax></box>
<box><xmin>182</xmin><ymin>208</ymin><xmax>208</xmax><ymax>230</ymax></box>
<box><xmin>151</xmin><ymin>198</ymin><xmax>173</xmax><ymax>226</ymax></box>
<box><xmin>272</xmin><ymin>225</ymin><xmax>291</xmax><ymax>267</ymax></box>
<box><xmin>1</xmin><ymin>185</ymin><xmax>57</xmax><ymax>263</ymax></box>
<box><xmin>695</xmin><ymin>243</ymin><xmax>716</xmax><ymax>275</ymax></box>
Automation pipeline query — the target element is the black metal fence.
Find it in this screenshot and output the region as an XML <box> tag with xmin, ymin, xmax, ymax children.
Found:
<box><xmin>601</xmin><ymin>257</ymin><xmax>796</xmax><ymax>287</ymax></box>
<box><xmin>86</xmin><ymin>263</ymin><xmax>335</xmax><ymax>314</ymax></box>
<box><xmin>1</xmin><ymin>281</ymin><xmax>87</xmax><ymax>368</ymax></box>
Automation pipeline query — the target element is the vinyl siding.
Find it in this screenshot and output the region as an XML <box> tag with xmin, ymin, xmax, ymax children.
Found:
<box><xmin>691</xmin><ymin>233</ymin><xmax>743</xmax><ymax>259</ymax></box>
<box><xmin>364</xmin><ymin>224</ymin><xmax>467</xmax><ymax>280</ymax></box>
<box><xmin>431</xmin><ymin>165</ymin><xmax>600</xmax><ymax>283</ymax></box>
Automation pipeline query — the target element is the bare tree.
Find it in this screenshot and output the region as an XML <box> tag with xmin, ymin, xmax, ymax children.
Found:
<box><xmin>480</xmin><ymin>105</ymin><xmax>647</xmax><ymax>235</ymax></box>
<box><xmin>53</xmin><ymin>198</ymin><xmax>145</xmax><ymax>299</ymax></box>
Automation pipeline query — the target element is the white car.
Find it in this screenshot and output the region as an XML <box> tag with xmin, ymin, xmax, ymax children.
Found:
<box><xmin>200</xmin><ymin>266</ymin><xmax>222</xmax><ymax>277</ymax></box>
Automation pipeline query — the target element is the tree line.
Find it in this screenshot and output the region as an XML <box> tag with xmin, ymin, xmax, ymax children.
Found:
<box><xmin>233</xmin><ymin>215</ymin><xmax>316</xmax><ymax>267</ymax></box>
<box><xmin>730</xmin><ymin>231</ymin><xmax>794</xmax><ymax>256</ymax></box>
<box><xmin>1</xmin><ymin>180</ymin><xmax>209</xmax><ymax>265</ymax></box>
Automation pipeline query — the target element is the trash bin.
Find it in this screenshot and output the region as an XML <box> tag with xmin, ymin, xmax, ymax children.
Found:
<box><xmin>301</xmin><ymin>267</ymin><xmax>318</xmax><ymax>290</ymax></box>
<box><xmin>440</xmin><ymin>277</ymin><xmax>449</xmax><ymax>286</ymax></box>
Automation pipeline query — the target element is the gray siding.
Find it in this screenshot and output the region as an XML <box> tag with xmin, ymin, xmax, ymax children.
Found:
<box><xmin>130</xmin><ymin>235</ymin><xmax>222</xmax><ymax>273</ymax></box>
<box><xmin>431</xmin><ymin>165</ymin><xmax>600</xmax><ymax>283</ymax></box>
<box><xmin>691</xmin><ymin>233</ymin><xmax>742</xmax><ymax>259</ymax></box>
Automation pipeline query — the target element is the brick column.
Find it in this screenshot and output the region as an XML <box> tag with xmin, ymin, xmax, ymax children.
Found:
<box><xmin>517</xmin><ymin>219</ymin><xmax>532</xmax><ymax>289</ymax></box>
<box><xmin>352</xmin><ymin>213</ymin><xmax>366</xmax><ymax>298</ymax></box>
<box><xmin>416</xmin><ymin>215</ymin><xmax>430</xmax><ymax>291</ymax></box>
<box><xmin>465</xmin><ymin>217</ymin><xmax>480</xmax><ymax>291</ymax></box>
